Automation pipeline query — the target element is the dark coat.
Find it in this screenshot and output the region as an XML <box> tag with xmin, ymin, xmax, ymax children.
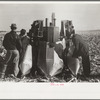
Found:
<box><xmin>72</xmin><ymin>34</ymin><xmax>89</xmax><ymax>57</ymax></box>
<box><xmin>3</xmin><ymin>31</ymin><xmax>22</xmax><ymax>51</ymax></box>
<box><xmin>63</xmin><ymin>34</ymin><xmax>90</xmax><ymax>76</ymax></box>
<box><xmin>19</xmin><ymin>35</ymin><xmax>30</xmax><ymax>63</ymax></box>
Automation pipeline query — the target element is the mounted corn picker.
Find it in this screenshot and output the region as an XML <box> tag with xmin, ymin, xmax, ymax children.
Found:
<box><xmin>60</xmin><ymin>20</ymin><xmax>80</xmax><ymax>77</ymax></box>
<box><xmin>20</xmin><ymin>13</ymin><xmax>80</xmax><ymax>78</ymax></box>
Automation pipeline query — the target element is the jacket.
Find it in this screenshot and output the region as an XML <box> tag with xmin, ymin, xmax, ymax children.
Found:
<box><xmin>3</xmin><ymin>31</ymin><xmax>22</xmax><ymax>51</ymax></box>
<box><xmin>72</xmin><ymin>34</ymin><xmax>89</xmax><ymax>57</ymax></box>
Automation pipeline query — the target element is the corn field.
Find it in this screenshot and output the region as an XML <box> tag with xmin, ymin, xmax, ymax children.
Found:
<box><xmin>0</xmin><ymin>31</ymin><xmax>100</xmax><ymax>82</ymax></box>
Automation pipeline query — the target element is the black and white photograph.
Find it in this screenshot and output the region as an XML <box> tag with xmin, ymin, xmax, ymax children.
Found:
<box><xmin>0</xmin><ymin>1</ymin><xmax>100</xmax><ymax>99</ymax></box>
<box><xmin>0</xmin><ymin>1</ymin><xmax>100</xmax><ymax>82</ymax></box>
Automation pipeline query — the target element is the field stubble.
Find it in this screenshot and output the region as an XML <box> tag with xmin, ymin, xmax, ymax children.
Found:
<box><xmin>0</xmin><ymin>31</ymin><xmax>100</xmax><ymax>82</ymax></box>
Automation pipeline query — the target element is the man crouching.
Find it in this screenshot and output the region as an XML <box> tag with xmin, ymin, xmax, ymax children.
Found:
<box><xmin>62</xmin><ymin>25</ymin><xmax>90</xmax><ymax>82</ymax></box>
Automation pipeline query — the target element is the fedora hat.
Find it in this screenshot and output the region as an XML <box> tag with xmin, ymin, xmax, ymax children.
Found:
<box><xmin>10</xmin><ymin>23</ymin><xmax>17</xmax><ymax>29</ymax></box>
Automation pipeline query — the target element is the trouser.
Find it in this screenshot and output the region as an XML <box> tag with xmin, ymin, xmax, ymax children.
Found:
<box><xmin>82</xmin><ymin>55</ymin><xmax>90</xmax><ymax>76</ymax></box>
<box><xmin>0</xmin><ymin>50</ymin><xmax>19</xmax><ymax>77</ymax></box>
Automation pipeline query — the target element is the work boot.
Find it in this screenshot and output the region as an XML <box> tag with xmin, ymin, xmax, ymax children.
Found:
<box><xmin>8</xmin><ymin>74</ymin><xmax>17</xmax><ymax>79</ymax></box>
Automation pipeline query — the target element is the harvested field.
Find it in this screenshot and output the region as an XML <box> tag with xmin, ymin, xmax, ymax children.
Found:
<box><xmin>0</xmin><ymin>30</ymin><xmax>100</xmax><ymax>82</ymax></box>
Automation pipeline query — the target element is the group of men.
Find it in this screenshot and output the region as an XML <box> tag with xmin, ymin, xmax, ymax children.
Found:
<box><xmin>0</xmin><ymin>23</ymin><xmax>91</xmax><ymax>80</ymax></box>
<box><xmin>0</xmin><ymin>24</ymin><xmax>29</xmax><ymax>79</ymax></box>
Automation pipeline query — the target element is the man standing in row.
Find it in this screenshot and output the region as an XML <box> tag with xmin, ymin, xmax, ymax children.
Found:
<box><xmin>0</xmin><ymin>24</ymin><xmax>22</xmax><ymax>78</ymax></box>
<box><xmin>18</xmin><ymin>29</ymin><xmax>30</xmax><ymax>78</ymax></box>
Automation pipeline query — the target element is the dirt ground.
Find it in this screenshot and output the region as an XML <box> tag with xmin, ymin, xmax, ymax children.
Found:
<box><xmin>0</xmin><ymin>31</ymin><xmax>100</xmax><ymax>82</ymax></box>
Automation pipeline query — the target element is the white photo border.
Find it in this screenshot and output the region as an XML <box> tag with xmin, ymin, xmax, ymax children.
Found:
<box><xmin>0</xmin><ymin>1</ymin><xmax>100</xmax><ymax>99</ymax></box>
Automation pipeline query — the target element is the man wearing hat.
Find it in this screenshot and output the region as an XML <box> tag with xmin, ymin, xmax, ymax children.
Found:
<box><xmin>72</xmin><ymin>34</ymin><xmax>90</xmax><ymax>77</ymax></box>
<box><xmin>63</xmin><ymin>25</ymin><xmax>90</xmax><ymax>77</ymax></box>
<box><xmin>0</xmin><ymin>23</ymin><xmax>22</xmax><ymax>78</ymax></box>
<box><xmin>19</xmin><ymin>29</ymin><xmax>29</xmax><ymax>62</ymax></box>
<box><xmin>18</xmin><ymin>29</ymin><xmax>30</xmax><ymax>78</ymax></box>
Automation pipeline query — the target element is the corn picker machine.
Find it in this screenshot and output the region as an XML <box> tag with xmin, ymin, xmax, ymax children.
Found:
<box><xmin>23</xmin><ymin>13</ymin><xmax>80</xmax><ymax>78</ymax></box>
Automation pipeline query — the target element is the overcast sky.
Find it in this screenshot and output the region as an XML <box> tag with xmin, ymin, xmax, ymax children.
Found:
<box><xmin>0</xmin><ymin>2</ymin><xmax>100</xmax><ymax>31</ymax></box>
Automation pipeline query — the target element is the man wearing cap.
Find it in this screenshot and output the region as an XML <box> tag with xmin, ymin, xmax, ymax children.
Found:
<box><xmin>0</xmin><ymin>23</ymin><xmax>22</xmax><ymax>78</ymax></box>
<box><xmin>19</xmin><ymin>29</ymin><xmax>29</xmax><ymax>64</ymax></box>
<box><xmin>18</xmin><ymin>29</ymin><xmax>30</xmax><ymax>78</ymax></box>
